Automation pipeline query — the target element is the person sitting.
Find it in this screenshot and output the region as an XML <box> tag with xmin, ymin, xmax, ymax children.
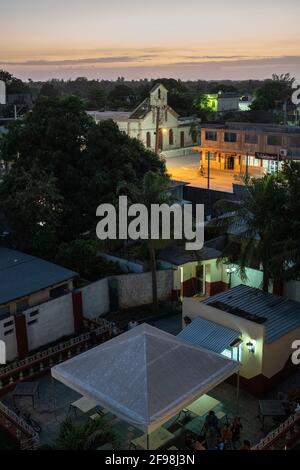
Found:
<box><xmin>231</xmin><ymin>416</ymin><xmax>243</xmax><ymax>448</ymax></box>
<box><xmin>240</xmin><ymin>439</ymin><xmax>251</xmax><ymax>450</ymax></box>
<box><xmin>194</xmin><ymin>435</ymin><xmax>207</xmax><ymax>451</ymax></box>
<box><xmin>203</xmin><ymin>410</ymin><xmax>219</xmax><ymax>437</ymax></box>
<box><xmin>220</xmin><ymin>423</ymin><xmax>233</xmax><ymax>447</ymax></box>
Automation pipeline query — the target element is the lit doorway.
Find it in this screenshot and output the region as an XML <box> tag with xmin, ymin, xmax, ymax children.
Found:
<box><xmin>225</xmin><ymin>155</ymin><xmax>235</xmax><ymax>170</ymax></box>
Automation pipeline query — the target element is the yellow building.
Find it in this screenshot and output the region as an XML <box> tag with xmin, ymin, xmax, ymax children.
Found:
<box><xmin>199</xmin><ymin>122</ymin><xmax>300</xmax><ymax>174</ymax></box>
<box><xmin>182</xmin><ymin>284</ymin><xmax>300</xmax><ymax>396</ymax></box>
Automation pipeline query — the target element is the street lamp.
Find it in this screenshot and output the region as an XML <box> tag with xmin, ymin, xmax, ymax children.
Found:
<box><xmin>226</xmin><ymin>265</ymin><xmax>236</xmax><ymax>288</ymax></box>
<box><xmin>230</xmin><ymin>338</ymin><xmax>243</xmax><ymax>415</ymax></box>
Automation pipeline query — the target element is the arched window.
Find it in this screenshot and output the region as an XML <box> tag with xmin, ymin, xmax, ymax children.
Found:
<box><xmin>146</xmin><ymin>132</ymin><xmax>151</xmax><ymax>148</ymax></box>
<box><xmin>169</xmin><ymin>129</ymin><xmax>174</xmax><ymax>145</ymax></box>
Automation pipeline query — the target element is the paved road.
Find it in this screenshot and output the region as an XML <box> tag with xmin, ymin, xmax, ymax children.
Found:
<box><xmin>166</xmin><ymin>154</ymin><xmax>244</xmax><ymax>193</ymax></box>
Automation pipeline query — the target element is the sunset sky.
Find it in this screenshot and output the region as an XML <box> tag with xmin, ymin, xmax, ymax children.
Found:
<box><xmin>1</xmin><ymin>0</ymin><xmax>300</xmax><ymax>81</ymax></box>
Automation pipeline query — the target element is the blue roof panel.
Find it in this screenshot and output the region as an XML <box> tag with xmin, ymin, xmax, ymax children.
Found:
<box><xmin>202</xmin><ymin>284</ymin><xmax>300</xmax><ymax>343</ymax></box>
<box><xmin>178</xmin><ymin>316</ymin><xmax>240</xmax><ymax>353</ymax></box>
<box><xmin>0</xmin><ymin>247</ymin><xmax>78</xmax><ymax>307</ymax></box>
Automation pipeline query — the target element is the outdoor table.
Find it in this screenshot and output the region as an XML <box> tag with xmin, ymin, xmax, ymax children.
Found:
<box><xmin>13</xmin><ymin>381</ymin><xmax>40</xmax><ymax>408</ymax></box>
<box><xmin>130</xmin><ymin>427</ymin><xmax>174</xmax><ymax>450</ymax></box>
<box><xmin>69</xmin><ymin>396</ymin><xmax>98</xmax><ymax>416</ymax></box>
<box><xmin>258</xmin><ymin>400</ymin><xmax>287</xmax><ymax>430</ymax></box>
<box><xmin>185</xmin><ymin>395</ymin><xmax>221</xmax><ymax>417</ymax></box>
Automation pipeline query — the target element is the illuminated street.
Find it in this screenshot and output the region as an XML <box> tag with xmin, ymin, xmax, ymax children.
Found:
<box><xmin>166</xmin><ymin>153</ymin><xmax>262</xmax><ymax>193</ymax></box>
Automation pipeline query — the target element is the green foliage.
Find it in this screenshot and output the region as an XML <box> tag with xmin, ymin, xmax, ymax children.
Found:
<box><xmin>55</xmin><ymin>239</ymin><xmax>122</xmax><ymax>280</ymax></box>
<box><xmin>0</xmin><ymin>70</ymin><xmax>29</xmax><ymax>94</ymax></box>
<box><xmin>47</xmin><ymin>416</ymin><xmax>117</xmax><ymax>450</ymax></box>
<box><xmin>0</xmin><ymin>96</ymin><xmax>166</xmax><ymax>271</ymax></box>
<box><xmin>213</xmin><ymin>164</ymin><xmax>300</xmax><ymax>290</ymax></box>
<box><xmin>251</xmin><ymin>73</ymin><xmax>294</xmax><ymax>111</ymax></box>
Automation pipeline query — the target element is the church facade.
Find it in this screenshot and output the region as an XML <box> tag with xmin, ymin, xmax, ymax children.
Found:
<box><xmin>88</xmin><ymin>83</ymin><xmax>200</xmax><ymax>157</ymax></box>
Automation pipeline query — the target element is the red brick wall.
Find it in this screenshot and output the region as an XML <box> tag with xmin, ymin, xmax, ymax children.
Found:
<box><xmin>182</xmin><ymin>278</ymin><xmax>197</xmax><ymax>297</ymax></box>
<box><xmin>15</xmin><ymin>314</ymin><xmax>28</xmax><ymax>359</ymax></box>
<box><xmin>205</xmin><ymin>281</ymin><xmax>229</xmax><ymax>296</ymax></box>
<box><xmin>72</xmin><ymin>291</ymin><xmax>84</xmax><ymax>333</ymax></box>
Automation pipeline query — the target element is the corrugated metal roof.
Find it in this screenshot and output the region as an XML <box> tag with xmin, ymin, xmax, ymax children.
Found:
<box><xmin>178</xmin><ymin>317</ymin><xmax>240</xmax><ymax>353</ymax></box>
<box><xmin>0</xmin><ymin>247</ymin><xmax>78</xmax><ymax>308</ymax></box>
<box><xmin>203</xmin><ymin>284</ymin><xmax>300</xmax><ymax>343</ymax></box>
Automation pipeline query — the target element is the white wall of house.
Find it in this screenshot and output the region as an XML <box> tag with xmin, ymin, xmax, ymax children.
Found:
<box><xmin>24</xmin><ymin>294</ymin><xmax>74</xmax><ymax>352</ymax></box>
<box><xmin>182</xmin><ymin>297</ymin><xmax>265</xmax><ymax>380</ymax></box>
<box><xmin>0</xmin><ymin>315</ymin><xmax>18</xmax><ymax>362</ymax></box>
<box><xmin>0</xmin><ymin>270</ymin><xmax>173</xmax><ymax>361</ymax></box>
<box><xmin>217</xmin><ymin>96</ymin><xmax>240</xmax><ymax>112</ymax></box>
<box><xmin>231</xmin><ymin>266</ymin><xmax>263</xmax><ymax>290</ymax></box>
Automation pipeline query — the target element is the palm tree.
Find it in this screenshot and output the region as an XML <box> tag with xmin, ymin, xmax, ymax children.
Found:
<box><xmin>132</xmin><ymin>171</ymin><xmax>172</xmax><ymax>313</ymax></box>
<box><xmin>213</xmin><ymin>173</ymin><xmax>288</xmax><ymax>292</ymax></box>
<box><xmin>44</xmin><ymin>416</ymin><xmax>117</xmax><ymax>450</ymax></box>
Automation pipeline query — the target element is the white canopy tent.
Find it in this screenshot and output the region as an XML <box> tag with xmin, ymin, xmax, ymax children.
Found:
<box><xmin>52</xmin><ymin>323</ymin><xmax>239</xmax><ymax>434</ymax></box>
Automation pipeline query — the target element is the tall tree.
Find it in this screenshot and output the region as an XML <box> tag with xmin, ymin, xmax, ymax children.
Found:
<box><xmin>213</xmin><ymin>173</ymin><xmax>289</xmax><ymax>292</ymax></box>
<box><xmin>0</xmin><ymin>96</ymin><xmax>166</xmax><ymax>258</ymax></box>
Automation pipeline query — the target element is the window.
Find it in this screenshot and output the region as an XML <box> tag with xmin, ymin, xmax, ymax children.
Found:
<box><xmin>16</xmin><ymin>298</ymin><xmax>29</xmax><ymax>313</ymax></box>
<box><xmin>27</xmin><ymin>319</ymin><xmax>38</xmax><ymax>326</ymax></box>
<box><xmin>267</xmin><ymin>135</ymin><xmax>282</xmax><ymax>146</ymax></box>
<box><xmin>224</xmin><ymin>132</ymin><xmax>237</xmax><ymax>143</ymax></box>
<box><xmin>169</xmin><ymin>129</ymin><xmax>174</xmax><ymax>145</ymax></box>
<box><xmin>245</xmin><ymin>133</ymin><xmax>258</xmax><ymax>144</ymax></box>
<box><xmin>146</xmin><ymin>132</ymin><xmax>151</xmax><ymax>148</ymax></box>
<box><xmin>158</xmin><ymin>88</ymin><xmax>161</xmax><ymax>99</ymax></box>
<box><xmin>205</xmin><ymin>131</ymin><xmax>217</xmax><ymax>141</ymax></box>
<box><xmin>4</xmin><ymin>329</ymin><xmax>14</xmax><ymax>336</ymax></box>
<box><xmin>29</xmin><ymin>310</ymin><xmax>39</xmax><ymax>318</ymax></box>
<box><xmin>165</xmin><ymin>110</ymin><xmax>168</xmax><ymax>122</ymax></box>
<box><xmin>3</xmin><ymin>320</ymin><xmax>14</xmax><ymax>328</ymax></box>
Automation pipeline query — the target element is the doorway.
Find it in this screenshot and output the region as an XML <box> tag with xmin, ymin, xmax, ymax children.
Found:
<box><xmin>158</xmin><ymin>129</ymin><xmax>163</xmax><ymax>150</ymax></box>
<box><xmin>180</xmin><ymin>131</ymin><xmax>185</xmax><ymax>148</ymax></box>
<box><xmin>225</xmin><ymin>156</ymin><xmax>235</xmax><ymax>170</ymax></box>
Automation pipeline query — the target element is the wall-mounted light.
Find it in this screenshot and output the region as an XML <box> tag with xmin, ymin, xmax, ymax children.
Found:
<box><xmin>246</xmin><ymin>340</ymin><xmax>255</xmax><ymax>354</ymax></box>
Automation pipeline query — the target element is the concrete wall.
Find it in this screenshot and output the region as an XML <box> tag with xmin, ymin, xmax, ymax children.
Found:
<box><xmin>117</xmin><ymin>270</ymin><xmax>173</xmax><ymax>309</ymax></box>
<box><xmin>182</xmin><ymin>297</ymin><xmax>265</xmax><ymax>380</ymax></box>
<box><xmin>1</xmin><ymin>270</ymin><xmax>173</xmax><ymax>361</ymax></box>
<box><xmin>0</xmin><ymin>315</ymin><xmax>18</xmax><ymax>362</ymax></box>
<box><xmin>24</xmin><ymin>294</ymin><xmax>74</xmax><ymax>352</ymax></box>
<box><xmin>80</xmin><ymin>270</ymin><xmax>173</xmax><ymax>317</ymax></box>
<box><xmin>80</xmin><ymin>278</ymin><xmax>109</xmax><ymax>319</ymax></box>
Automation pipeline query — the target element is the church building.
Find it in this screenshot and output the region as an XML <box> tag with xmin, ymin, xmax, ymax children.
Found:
<box><xmin>88</xmin><ymin>83</ymin><xmax>200</xmax><ymax>157</ymax></box>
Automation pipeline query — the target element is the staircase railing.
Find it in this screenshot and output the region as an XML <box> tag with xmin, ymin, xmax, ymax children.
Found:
<box><xmin>252</xmin><ymin>413</ymin><xmax>300</xmax><ymax>450</ymax></box>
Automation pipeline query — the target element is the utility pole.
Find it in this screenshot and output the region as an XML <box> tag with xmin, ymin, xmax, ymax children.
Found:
<box><xmin>245</xmin><ymin>152</ymin><xmax>249</xmax><ymax>182</ymax></box>
<box><xmin>207</xmin><ymin>151</ymin><xmax>211</xmax><ymax>216</ymax></box>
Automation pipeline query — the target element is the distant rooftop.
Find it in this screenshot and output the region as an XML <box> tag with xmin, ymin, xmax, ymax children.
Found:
<box><xmin>202</xmin><ymin>284</ymin><xmax>300</xmax><ymax>343</ymax></box>
<box><xmin>158</xmin><ymin>235</ymin><xmax>226</xmax><ymax>266</ymax></box>
<box><xmin>87</xmin><ymin>111</ymin><xmax>131</xmax><ymax>121</ymax></box>
<box><xmin>202</xmin><ymin>121</ymin><xmax>300</xmax><ymax>134</ymax></box>
<box><xmin>0</xmin><ymin>247</ymin><xmax>78</xmax><ymax>307</ymax></box>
